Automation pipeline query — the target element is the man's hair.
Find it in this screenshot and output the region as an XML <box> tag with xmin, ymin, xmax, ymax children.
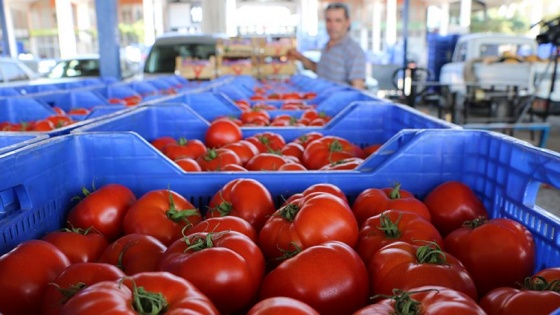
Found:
<box><xmin>326</xmin><ymin>2</ymin><xmax>350</xmax><ymax>20</ymax></box>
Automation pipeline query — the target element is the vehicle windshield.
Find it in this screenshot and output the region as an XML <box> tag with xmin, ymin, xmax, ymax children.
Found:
<box><xmin>144</xmin><ymin>43</ymin><xmax>216</xmax><ymax>73</ymax></box>
<box><xmin>479</xmin><ymin>43</ymin><xmax>534</xmax><ymax>58</ymax></box>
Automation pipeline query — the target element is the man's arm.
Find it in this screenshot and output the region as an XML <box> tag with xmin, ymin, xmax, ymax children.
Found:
<box><xmin>287</xmin><ymin>49</ymin><xmax>317</xmax><ymax>73</ymax></box>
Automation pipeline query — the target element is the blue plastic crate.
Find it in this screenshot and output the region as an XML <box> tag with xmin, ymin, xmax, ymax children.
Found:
<box><xmin>71</xmin><ymin>102</ymin><xmax>458</xmax><ymax>148</ymax></box>
<box><xmin>0</xmin><ymin>96</ymin><xmax>129</xmax><ymax>137</ymax></box>
<box><xmin>0</xmin><ymin>132</ymin><xmax>48</xmax><ymax>155</ymax></box>
<box><xmin>0</xmin><ymin>129</ymin><xmax>559</xmax><ymax>280</ymax></box>
<box><xmin>33</xmin><ymin>89</ymin><xmax>111</xmax><ymax>113</ymax></box>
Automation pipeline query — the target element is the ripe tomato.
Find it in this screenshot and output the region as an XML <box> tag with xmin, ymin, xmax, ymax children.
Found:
<box><xmin>270</xmin><ymin>114</ymin><xmax>298</xmax><ymax>126</ymax></box>
<box><xmin>248</xmin><ymin>297</ymin><xmax>320</xmax><ymax>315</ymax></box>
<box><xmin>292</xmin><ymin>131</ymin><xmax>323</xmax><ymax>148</ymax></box>
<box><xmin>362</xmin><ymin>143</ymin><xmax>383</xmax><ymax>157</ymax></box>
<box><xmin>479</xmin><ymin>267</ymin><xmax>560</xmax><ymax>315</ymax></box>
<box><xmin>302</xmin><ymin>135</ymin><xmax>362</xmax><ymax>170</ymax></box>
<box><xmin>245</xmin><ymin>152</ymin><xmax>291</xmax><ymax>171</ymax></box>
<box><xmin>280</xmin><ymin>142</ymin><xmax>305</xmax><ymax>162</ymax></box>
<box><xmin>221</xmin><ymin>163</ymin><xmax>249</xmax><ymax>171</ymax></box>
<box><xmin>444</xmin><ymin>217</ymin><xmax>536</xmax><ymax>297</ymax></box>
<box><xmin>282</xmin><ymin>183</ymin><xmax>349</xmax><ymax>206</ymax></box>
<box><xmin>352</xmin><ymin>183</ymin><xmax>431</xmax><ymax>227</ymax></box>
<box><xmin>259</xmin><ymin>241</ymin><xmax>369</xmax><ymax>315</ymax></box>
<box><xmin>205</xmin><ymin>119</ymin><xmax>242</xmax><ymax>148</ymax></box>
<box><xmin>42</xmin><ymin>226</ymin><xmax>109</xmax><ymax>263</ymax></box>
<box><xmin>159</xmin><ymin>231</ymin><xmax>265</xmax><ymax>314</ymax></box>
<box><xmin>245</xmin><ymin>132</ymin><xmax>286</xmax><ymax>153</ymax></box>
<box><xmin>41</xmin><ymin>262</ymin><xmax>125</xmax><ymax>315</ymax></box>
<box><xmin>66</xmin><ymin>183</ymin><xmax>137</xmax><ymax>241</ymax></box>
<box><xmin>150</xmin><ymin>136</ymin><xmax>177</xmax><ymax>151</ymax></box>
<box><xmin>46</xmin><ymin>114</ymin><xmax>73</xmax><ymax>128</ymax></box>
<box><xmin>97</xmin><ymin>233</ymin><xmax>167</xmax><ymax>275</ymax></box>
<box><xmin>60</xmin><ymin>271</ymin><xmax>219</xmax><ymax>315</ymax></box>
<box><xmin>162</xmin><ymin>137</ymin><xmax>207</xmax><ymax>160</ymax></box>
<box><xmin>175</xmin><ymin>157</ymin><xmax>202</xmax><ymax>172</ymax></box>
<box><xmin>423</xmin><ymin>181</ymin><xmax>488</xmax><ymax>236</ymax></box>
<box><xmin>33</xmin><ymin>119</ymin><xmax>56</xmax><ymax>131</ymax></box>
<box><xmin>67</xmin><ymin>108</ymin><xmax>91</xmax><ymax>115</ymax></box>
<box><xmin>278</xmin><ymin>162</ymin><xmax>307</xmax><ymax>171</ymax></box>
<box><xmin>354</xmin><ymin>286</ymin><xmax>487</xmax><ymax>315</ymax></box>
<box><xmin>356</xmin><ymin>210</ymin><xmax>444</xmax><ymax>265</ymax></box>
<box><xmin>0</xmin><ymin>240</ymin><xmax>71</xmax><ymax>315</ymax></box>
<box><xmin>123</xmin><ymin>189</ymin><xmax>202</xmax><ymax>246</ymax></box>
<box><xmin>241</xmin><ymin>109</ymin><xmax>271</xmax><ymax>125</ymax></box>
<box><xmin>196</xmin><ymin>148</ymin><xmax>242</xmax><ymax>171</ymax></box>
<box><xmin>258</xmin><ymin>192</ymin><xmax>358</xmax><ymax>262</ymax></box>
<box><xmin>368</xmin><ymin>241</ymin><xmax>478</xmax><ymax>301</ymax></box>
<box><xmin>319</xmin><ymin>157</ymin><xmax>364</xmax><ymax>170</ymax></box>
<box><xmin>187</xmin><ymin>215</ymin><xmax>258</xmax><ymax>242</ymax></box>
<box><xmin>205</xmin><ymin>178</ymin><xmax>275</xmax><ymax>231</ymax></box>
<box><xmin>221</xmin><ymin>140</ymin><xmax>259</xmax><ymax>165</ymax></box>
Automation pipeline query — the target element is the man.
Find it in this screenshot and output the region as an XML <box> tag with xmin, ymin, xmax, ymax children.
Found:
<box><xmin>288</xmin><ymin>2</ymin><xmax>366</xmax><ymax>89</ymax></box>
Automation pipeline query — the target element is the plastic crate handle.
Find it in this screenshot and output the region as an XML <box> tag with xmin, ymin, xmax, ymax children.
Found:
<box><xmin>0</xmin><ymin>184</ymin><xmax>31</xmax><ymax>219</ymax></box>
<box><xmin>356</xmin><ymin>129</ymin><xmax>421</xmax><ymax>172</ymax></box>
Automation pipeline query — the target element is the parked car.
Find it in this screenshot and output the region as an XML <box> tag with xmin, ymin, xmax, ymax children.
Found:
<box><xmin>46</xmin><ymin>54</ymin><xmax>141</xmax><ymax>80</ymax></box>
<box><xmin>0</xmin><ymin>57</ymin><xmax>39</xmax><ymax>86</ymax></box>
<box><xmin>143</xmin><ymin>33</ymin><xmax>224</xmax><ymax>77</ymax></box>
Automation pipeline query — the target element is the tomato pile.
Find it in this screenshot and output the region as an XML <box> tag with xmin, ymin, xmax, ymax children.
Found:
<box><xmin>1</xmin><ymin>179</ymin><xmax>557</xmax><ymax>315</ymax></box>
<box><xmin>224</xmin><ymin>105</ymin><xmax>332</xmax><ymax>127</ymax></box>
<box><xmin>0</xmin><ymin>106</ymin><xmax>93</xmax><ymax>132</ymax></box>
<box><xmin>151</xmin><ymin>121</ymin><xmax>382</xmax><ymax>172</ymax></box>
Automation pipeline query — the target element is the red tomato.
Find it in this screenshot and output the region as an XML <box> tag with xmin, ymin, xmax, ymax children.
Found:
<box><xmin>479</xmin><ymin>267</ymin><xmax>560</xmax><ymax>315</ymax></box>
<box><xmin>270</xmin><ymin>114</ymin><xmax>298</xmax><ymax>126</ymax></box>
<box><xmin>46</xmin><ymin>114</ymin><xmax>73</xmax><ymax>128</ymax></box>
<box><xmin>123</xmin><ymin>189</ymin><xmax>202</xmax><ymax>246</ymax></box>
<box><xmin>356</xmin><ymin>210</ymin><xmax>443</xmax><ymax>265</ymax></box>
<box><xmin>97</xmin><ymin>233</ymin><xmax>167</xmax><ymax>275</ymax></box>
<box><xmin>423</xmin><ymin>181</ymin><xmax>488</xmax><ymax>236</ymax></box>
<box><xmin>67</xmin><ymin>108</ymin><xmax>91</xmax><ymax>115</ymax></box>
<box><xmin>213</xmin><ymin>115</ymin><xmax>243</xmax><ymax>126</ymax></box>
<box><xmin>241</xmin><ymin>109</ymin><xmax>271</xmax><ymax>125</ymax></box>
<box><xmin>220</xmin><ymin>163</ymin><xmax>249</xmax><ymax>171</ymax></box>
<box><xmin>258</xmin><ymin>192</ymin><xmax>358</xmax><ymax>262</ymax></box>
<box><xmin>41</xmin><ymin>262</ymin><xmax>125</xmax><ymax>315</ymax></box>
<box><xmin>42</xmin><ymin>227</ymin><xmax>109</xmax><ymax>263</ymax></box>
<box><xmin>318</xmin><ymin>157</ymin><xmax>363</xmax><ymax>170</ymax></box>
<box><xmin>259</xmin><ymin>241</ymin><xmax>369</xmax><ymax>315</ymax></box>
<box><xmin>33</xmin><ymin>119</ymin><xmax>56</xmax><ymax>131</ymax></box>
<box><xmin>245</xmin><ymin>132</ymin><xmax>286</xmax><ymax>153</ymax></box>
<box><xmin>150</xmin><ymin>136</ymin><xmax>177</xmax><ymax>151</ymax></box>
<box><xmin>53</xmin><ymin>106</ymin><xmax>66</xmax><ymax>115</ymax></box>
<box><xmin>205</xmin><ymin>178</ymin><xmax>275</xmax><ymax>231</ymax></box>
<box><xmin>245</xmin><ymin>152</ymin><xmax>291</xmax><ymax>171</ymax></box>
<box><xmin>302</xmin><ymin>135</ymin><xmax>361</xmax><ymax>170</ymax></box>
<box><xmin>159</xmin><ymin>231</ymin><xmax>265</xmax><ymax>314</ymax></box>
<box><xmin>282</xmin><ymin>183</ymin><xmax>349</xmax><ymax>206</ymax></box>
<box><xmin>368</xmin><ymin>241</ymin><xmax>478</xmax><ymax>301</ymax></box>
<box><xmin>196</xmin><ymin>148</ymin><xmax>242</xmax><ymax>171</ymax></box>
<box><xmin>362</xmin><ymin>143</ymin><xmax>383</xmax><ymax>157</ymax></box>
<box><xmin>248</xmin><ymin>297</ymin><xmax>320</xmax><ymax>315</ymax></box>
<box><xmin>205</xmin><ymin>119</ymin><xmax>242</xmax><ymax>148</ymax></box>
<box><xmin>221</xmin><ymin>140</ymin><xmax>259</xmax><ymax>165</ymax></box>
<box><xmin>162</xmin><ymin>137</ymin><xmax>207</xmax><ymax>160</ymax></box>
<box><xmin>187</xmin><ymin>215</ymin><xmax>258</xmax><ymax>242</ymax></box>
<box><xmin>444</xmin><ymin>217</ymin><xmax>536</xmax><ymax>297</ymax></box>
<box><xmin>66</xmin><ymin>183</ymin><xmax>137</xmax><ymax>241</ymax></box>
<box><xmin>352</xmin><ymin>183</ymin><xmax>431</xmax><ymax>227</ymax></box>
<box><xmin>60</xmin><ymin>271</ymin><xmax>219</xmax><ymax>315</ymax></box>
<box><xmin>278</xmin><ymin>162</ymin><xmax>307</xmax><ymax>171</ymax></box>
<box><xmin>280</xmin><ymin>142</ymin><xmax>304</xmax><ymax>161</ymax></box>
<box><xmin>292</xmin><ymin>131</ymin><xmax>323</xmax><ymax>148</ymax></box>
<box><xmin>175</xmin><ymin>157</ymin><xmax>202</xmax><ymax>172</ymax></box>
<box><xmin>0</xmin><ymin>240</ymin><xmax>71</xmax><ymax>315</ymax></box>
<box><xmin>354</xmin><ymin>286</ymin><xmax>486</xmax><ymax>315</ymax></box>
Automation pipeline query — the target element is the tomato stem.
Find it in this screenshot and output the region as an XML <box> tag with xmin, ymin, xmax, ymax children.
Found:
<box><xmin>415</xmin><ymin>242</ymin><xmax>447</xmax><ymax>264</ymax></box>
<box><xmin>275</xmin><ymin>241</ymin><xmax>302</xmax><ymax>262</ymax></box>
<box><xmin>389</xmin><ymin>183</ymin><xmax>402</xmax><ymax>199</ymax></box>
<box><xmin>279</xmin><ymin>203</ymin><xmax>299</xmax><ymax>222</ymax></box>
<box><xmin>377</xmin><ymin>212</ymin><xmax>402</xmax><ymax>239</ymax></box>
<box><xmin>203</xmin><ymin>149</ymin><xmax>217</xmax><ymax>161</ymax></box>
<box><xmin>523</xmin><ymin>276</ymin><xmax>560</xmax><ymax>292</ymax></box>
<box><xmin>185</xmin><ymin>233</ymin><xmax>216</xmax><ymax>251</ymax></box>
<box><xmin>53</xmin><ymin>282</ymin><xmax>87</xmax><ymax>304</ymax></box>
<box><xmin>212</xmin><ymin>201</ymin><xmax>233</xmax><ymax>216</ymax></box>
<box><xmin>165</xmin><ymin>190</ymin><xmax>199</xmax><ymax>223</ymax></box>
<box><xmin>130</xmin><ymin>280</ymin><xmax>168</xmax><ymax>315</ymax></box>
<box><xmin>462</xmin><ymin>216</ymin><xmax>488</xmax><ymax>229</ymax></box>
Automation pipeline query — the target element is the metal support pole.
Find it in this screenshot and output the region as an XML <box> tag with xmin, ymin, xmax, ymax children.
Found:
<box><xmin>95</xmin><ymin>0</ymin><xmax>122</xmax><ymax>81</ymax></box>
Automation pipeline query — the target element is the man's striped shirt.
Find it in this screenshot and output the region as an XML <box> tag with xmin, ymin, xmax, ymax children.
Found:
<box><xmin>316</xmin><ymin>35</ymin><xmax>366</xmax><ymax>86</ymax></box>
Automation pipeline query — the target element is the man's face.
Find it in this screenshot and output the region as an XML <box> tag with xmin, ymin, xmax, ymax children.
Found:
<box><xmin>325</xmin><ymin>7</ymin><xmax>350</xmax><ymax>42</ymax></box>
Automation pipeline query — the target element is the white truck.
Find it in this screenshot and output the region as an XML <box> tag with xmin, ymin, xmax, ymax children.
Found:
<box><xmin>439</xmin><ymin>33</ymin><xmax>559</xmax><ymax>119</ymax></box>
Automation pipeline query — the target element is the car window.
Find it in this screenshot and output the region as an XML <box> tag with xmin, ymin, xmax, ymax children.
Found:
<box><xmin>3</xmin><ymin>62</ymin><xmax>31</xmax><ymax>82</ymax></box>
<box><xmin>453</xmin><ymin>42</ymin><xmax>467</xmax><ymax>62</ymax></box>
<box><xmin>144</xmin><ymin>43</ymin><xmax>216</xmax><ymax>73</ymax></box>
<box><xmin>48</xmin><ymin>61</ymin><xmax>68</xmax><ymax>78</ymax></box>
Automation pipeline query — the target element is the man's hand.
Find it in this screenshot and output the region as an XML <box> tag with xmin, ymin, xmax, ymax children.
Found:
<box><xmin>287</xmin><ymin>49</ymin><xmax>317</xmax><ymax>73</ymax></box>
